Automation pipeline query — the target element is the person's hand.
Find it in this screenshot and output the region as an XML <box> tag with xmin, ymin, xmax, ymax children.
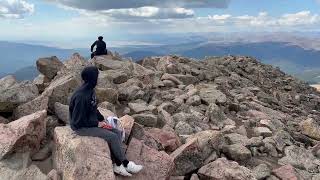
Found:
<box><xmin>98</xmin><ymin>121</ymin><xmax>107</xmax><ymax>128</ymax></box>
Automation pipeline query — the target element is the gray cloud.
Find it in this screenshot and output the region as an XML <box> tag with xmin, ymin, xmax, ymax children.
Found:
<box><xmin>0</xmin><ymin>0</ymin><xmax>34</xmax><ymax>19</ymax></box>
<box><xmin>48</xmin><ymin>0</ymin><xmax>230</xmax><ymax>10</ymax></box>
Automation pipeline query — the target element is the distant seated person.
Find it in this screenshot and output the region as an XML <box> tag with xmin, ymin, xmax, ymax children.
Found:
<box><xmin>91</xmin><ymin>36</ymin><xmax>108</xmax><ymax>58</ymax></box>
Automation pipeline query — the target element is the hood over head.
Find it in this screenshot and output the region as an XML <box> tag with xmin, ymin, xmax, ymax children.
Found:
<box><xmin>81</xmin><ymin>66</ymin><xmax>99</xmax><ymax>89</ymax></box>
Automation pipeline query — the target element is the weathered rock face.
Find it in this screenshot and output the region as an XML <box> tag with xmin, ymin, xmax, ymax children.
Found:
<box><xmin>198</xmin><ymin>158</ymin><xmax>256</xmax><ymax>180</ymax></box>
<box><xmin>13</xmin><ymin>89</ymin><xmax>51</xmax><ymax>119</ymax></box>
<box><xmin>46</xmin><ymin>74</ymin><xmax>82</xmax><ymax>111</ymax></box>
<box><xmin>0</xmin><ymin>110</ymin><xmax>47</xmax><ymax>159</ymax></box>
<box><xmin>54</xmin><ymin>102</ymin><xmax>69</xmax><ymax>124</ymax></box>
<box><xmin>0</xmin><ymin>153</ymin><xmax>47</xmax><ymax>180</ymax></box>
<box><xmin>96</xmin><ymin>88</ymin><xmax>118</xmax><ymax>104</ymax></box>
<box><xmin>36</xmin><ymin>56</ymin><xmax>65</xmax><ymax>79</ymax></box>
<box><xmin>170</xmin><ymin>138</ymin><xmax>202</xmax><ymax>176</ymax></box>
<box><xmin>117</xmin><ymin>138</ymin><xmax>174</xmax><ymax>180</ymax></box>
<box><xmin>0</xmin><ymin>79</ymin><xmax>38</xmax><ymax>113</ymax></box>
<box><xmin>53</xmin><ymin>126</ymin><xmax>115</xmax><ymax>180</ymax></box>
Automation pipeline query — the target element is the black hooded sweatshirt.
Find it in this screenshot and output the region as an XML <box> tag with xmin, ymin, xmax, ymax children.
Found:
<box><xmin>69</xmin><ymin>66</ymin><xmax>104</xmax><ymax>130</ymax></box>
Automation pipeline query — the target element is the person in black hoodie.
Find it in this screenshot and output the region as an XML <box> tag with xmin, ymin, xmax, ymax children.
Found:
<box><xmin>91</xmin><ymin>36</ymin><xmax>108</xmax><ymax>59</ymax></box>
<box><xmin>69</xmin><ymin>66</ymin><xmax>143</xmax><ymax>177</ymax></box>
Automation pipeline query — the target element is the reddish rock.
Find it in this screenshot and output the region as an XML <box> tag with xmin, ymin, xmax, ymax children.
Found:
<box><xmin>54</xmin><ymin>126</ymin><xmax>115</xmax><ymax>180</ymax></box>
<box><xmin>120</xmin><ymin>115</ymin><xmax>135</xmax><ymax>143</ymax></box>
<box><xmin>146</xmin><ymin>128</ymin><xmax>181</xmax><ymax>152</ymax></box>
<box><xmin>117</xmin><ymin>138</ymin><xmax>175</xmax><ymax>180</ymax></box>
<box><xmin>272</xmin><ymin>165</ymin><xmax>298</xmax><ymax>180</ymax></box>
<box><xmin>0</xmin><ymin>110</ymin><xmax>47</xmax><ymax>159</ymax></box>
<box><xmin>170</xmin><ymin>138</ymin><xmax>202</xmax><ymax>176</ymax></box>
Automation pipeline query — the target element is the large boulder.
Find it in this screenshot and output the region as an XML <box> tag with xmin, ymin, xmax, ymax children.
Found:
<box><xmin>300</xmin><ymin>118</ymin><xmax>320</xmax><ymax>140</ymax></box>
<box><xmin>45</xmin><ymin>73</ymin><xmax>82</xmax><ymax>111</ymax></box>
<box><xmin>198</xmin><ymin>84</ymin><xmax>227</xmax><ymax>105</ymax></box>
<box><xmin>119</xmin><ymin>115</ymin><xmax>135</xmax><ymax>143</ymax></box>
<box><xmin>170</xmin><ymin>138</ymin><xmax>202</xmax><ymax>176</ymax></box>
<box><xmin>145</xmin><ymin>128</ymin><xmax>181</xmax><ymax>152</ymax></box>
<box><xmin>96</xmin><ymin>88</ymin><xmax>118</xmax><ymax>104</ymax></box>
<box><xmin>132</xmin><ymin>113</ymin><xmax>158</xmax><ymax>127</ymax></box>
<box><xmin>128</xmin><ymin>101</ymin><xmax>156</xmax><ymax>114</ymax></box>
<box><xmin>0</xmin><ymin>110</ymin><xmax>47</xmax><ymax>159</ymax></box>
<box><xmin>187</xmin><ymin>130</ymin><xmax>222</xmax><ymax>160</ymax></box>
<box><xmin>170</xmin><ymin>74</ymin><xmax>199</xmax><ymax>85</ymax></box>
<box><xmin>13</xmin><ymin>89</ymin><xmax>51</xmax><ymax>119</ymax></box>
<box><xmin>0</xmin><ymin>75</ymin><xmax>16</xmax><ymax>90</ymax></box>
<box><xmin>0</xmin><ymin>152</ymin><xmax>47</xmax><ymax>180</ymax></box>
<box><xmin>0</xmin><ymin>80</ymin><xmax>38</xmax><ymax>113</ymax></box>
<box><xmin>198</xmin><ymin>158</ymin><xmax>256</xmax><ymax>180</ymax></box>
<box><xmin>53</xmin><ymin>126</ymin><xmax>115</xmax><ymax>180</ymax></box>
<box><xmin>63</xmin><ymin>53</ymin><xmax>88</xmax><ymax>70</ymax></box>
<box><xmin>117</xmin><ymin>138</ymin><xmax>174</xmax><ymax>180</ymax></box>
<box><xmin>92</xmin><ymin>56</ymin><xmax>128</xmax><ymax>71</ymax></box>
<box><xmin>36</xmin><ymin>56</ymin><xmax>65</xmax><ymax>79</ymax></box>
<box><xmin>222</xmin><ymin>144</ymin><xmax>252</xmax><ymax>162</ymax></box>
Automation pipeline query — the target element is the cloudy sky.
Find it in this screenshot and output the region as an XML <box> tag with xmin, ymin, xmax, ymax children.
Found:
<box><xmin>0</xmin><ymin>0</ymin><xmax>320</xmax><ymax>48</ymax></box>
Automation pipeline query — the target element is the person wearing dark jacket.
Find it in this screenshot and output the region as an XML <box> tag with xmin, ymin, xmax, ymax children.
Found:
<box><xmin>69</xmin><ymin>66</ymin><xmax>143</xmax><ymax>177</ymax></box>
<box><xmin>91</xmin><ymin>36</ymin><xmax>108</xmax><ymax>59</ymax></box>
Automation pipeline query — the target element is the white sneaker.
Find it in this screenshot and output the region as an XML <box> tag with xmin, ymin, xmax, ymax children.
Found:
<box><xmin>125</xmin><ymin>161</ymin><xmax>143</xmax><ymax>174</ymax></box>
<box><xmin>113</xmin><ymin>164</ymin><xmax>132</xmax><ymax>177</ymax></box>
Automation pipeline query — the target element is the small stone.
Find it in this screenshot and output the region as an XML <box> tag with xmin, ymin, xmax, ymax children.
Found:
<box><xmin>175</xmin><ymin>121</ymin><xmax>194</xmax><ymax>135</ymax></box>
<box><xmin>253</xmin><ymin>127</ymin><xmax>273</xmax><ymax>137</ymax></box>
<box><xmin>132</xmin><ymin>113</ymin><xmax>158</xmax><ymax>127</ymax></box>
<box><xmin>223</xmin><ymin>144</ymin><xmax>252</xmax><ymax>161</ymax></box>
<box><xmin>272</xmin><ymin>165</ymin><xmax>298</xmax><ymax>180</ymax></box>
<box><xmin>253</xmin><ymin>164</ymin><xmax>271</xmax><ymax>180</ymax></box>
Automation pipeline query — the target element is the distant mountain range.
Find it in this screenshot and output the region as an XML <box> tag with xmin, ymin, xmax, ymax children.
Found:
<box><xmin>0</xmin><ymin>41</ymin><xmax>89</xmax><ymax>79</ymax></box>
<box><xmin>2</xmin><ymin>40</ymin><xmax>320</xmax><ymax>84</ymax></box>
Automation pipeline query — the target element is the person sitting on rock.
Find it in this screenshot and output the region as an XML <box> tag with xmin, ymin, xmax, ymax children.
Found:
<box><xmin>91</xmin><ymin>36</ymin><xmax>108</xmax><ymax>59</ymax></box>
<box><xmin>69</xmin><ymin>66</ymin><xmax>143</xmax><ymax>177</ymax></box>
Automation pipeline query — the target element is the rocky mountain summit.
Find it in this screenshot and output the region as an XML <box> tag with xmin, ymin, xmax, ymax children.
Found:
<box><xmin>1</xmin><ymin>52</ymin><xmax>320</xmax><ymax>180</ymax></box>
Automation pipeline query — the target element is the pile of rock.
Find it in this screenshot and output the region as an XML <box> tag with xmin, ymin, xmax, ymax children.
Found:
<box><xmin>1</xmin><ymin>53</ymin><xmax>320</xmax><ymax>180</ymax></box>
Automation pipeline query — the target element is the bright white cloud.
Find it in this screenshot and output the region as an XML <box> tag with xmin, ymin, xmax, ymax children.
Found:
<box><xmin>217</xmin><ymin>11</ymin><xmax>320</xmax><ymax>27</ymax></box>
<box><xmin>278</xmin><ymin>11</ymin><xmax>319</xmax><ymax>26</ymax></box>
<box><xmin>48</xmin><ymin>0</ymin><xmax>230</xmax><ymax>10</ymax></box>
<box><xmin>98</xmin><ymin>7</ymin><xmax>194</xmax><ymax>19</ymax></box>
<box><xmin>0</xmin><ymin>0</ymin><xmax>34</xmax><ymax>19</ymax></box>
